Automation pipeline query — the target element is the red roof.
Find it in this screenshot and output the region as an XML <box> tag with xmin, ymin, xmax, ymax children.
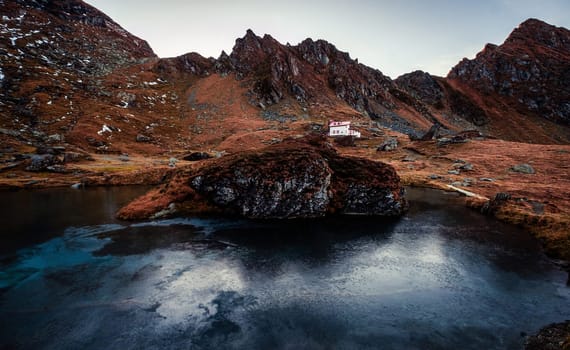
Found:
<box><xmin>329</xmin><ymin>121</ymin><xmax>351</xmax><ymax>127</ymax></box>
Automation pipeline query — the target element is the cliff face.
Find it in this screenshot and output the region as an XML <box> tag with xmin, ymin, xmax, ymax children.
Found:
<box><xmin>118</xmin><ymin>136</ymin><xmax>408</xmax><ymax>220</ymax></box>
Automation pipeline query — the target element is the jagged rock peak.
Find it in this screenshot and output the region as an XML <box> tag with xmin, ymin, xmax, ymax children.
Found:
<box><xmin>394</xmin><ymin>71</ymin><xmax>444</xmax><ymax>106</ymax></box>
<box><xmin>508</xmin><ymin>18</ymin><xmax>570</xmax><ymax>50</ymax></box>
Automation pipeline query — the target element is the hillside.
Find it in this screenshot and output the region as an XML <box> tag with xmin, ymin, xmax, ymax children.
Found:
<box><xmin>2</xmin><ymin>2</ymin><xmax>570</xmax><ymax>164</ymax></box>
<box><xmin>397</xmin><ymin>19</ymin><xmax>570</xmax><ymax>144</ymax></box>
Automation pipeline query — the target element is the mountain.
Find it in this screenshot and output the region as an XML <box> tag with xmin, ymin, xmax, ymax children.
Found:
<box><xmin>155</xmin><ymin>29</ymin><xmax>442</xmax><ymax>138</ymax></box>
<box><xmin>397</xmin><ymin>18</ymin><xmax>570</xmax><ymax>144</ymax></box>
<box><xmin>1</xmin><ymin>1</ymin><xmax>569</xmax><ymax>163</ymax></box>
<box><xmin>0</xmin><ymin>0</ymin><xmax>157</xmax><ymax>156</ymax></box>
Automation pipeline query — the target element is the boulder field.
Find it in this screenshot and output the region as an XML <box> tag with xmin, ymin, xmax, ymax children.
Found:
<box><xmin>117</xmin><ymin>136</ymin><xmax>408</xmax><ymax>220</ymax></box>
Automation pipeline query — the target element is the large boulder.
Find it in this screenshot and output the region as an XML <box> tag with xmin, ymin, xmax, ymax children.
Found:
<box><xmin>118</xmin><ymin>136</ymin><xmax>408</xmax><ymax>219</ymax></box>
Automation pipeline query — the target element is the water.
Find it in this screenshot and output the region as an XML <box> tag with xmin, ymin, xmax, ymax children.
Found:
<box><xmin>0</xmin><ymin>187</ymin><xmax>568</xmax><ymax>349</ymax></box>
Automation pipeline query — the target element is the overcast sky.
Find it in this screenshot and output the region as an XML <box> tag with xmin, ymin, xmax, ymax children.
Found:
<box><xmin>86</xmin><ymin>0</ymin><xmax>570</xmax><ymax>79</ymax></box>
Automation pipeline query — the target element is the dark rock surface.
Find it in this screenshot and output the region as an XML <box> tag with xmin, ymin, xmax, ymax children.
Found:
<box><xmin>183</xmin><ymin>152</ymin><xmax>214</xmax><ymax>161</ymax></box>
<box><xmin>377</xmin><ymin>138</ymin><xmax>398</xmax><ymax>151</ymax></box>
<box><xmin>525</xmin><ymin>320</ymin><xmax>570</xmax><ymax>350</ymax></box>
<box><xmin>511</xmin><ymin>163</ymin><xmax>536</xmax><ymax>174</ymax></box>
<box><xmin>395</xmin><ymin>70</ymin><xmax>444</xmax><ymax>107</ymax></box>
<box><xmin>189</xmin><ymin>136</ymin><xmax>407</xmax><ymax>218</ymax></box>
<box><xmin>25</xmin><ymin>154</ymin><xmax>62</xmax><ymax>172</ymax></box>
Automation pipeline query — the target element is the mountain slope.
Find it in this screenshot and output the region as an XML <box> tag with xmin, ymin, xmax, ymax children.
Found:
<box><xmin>396</xmin><ymin>18</ymin><xmax>570</xmax><ymax>144</ymax></box>
<box><xmin>0</xmin><ymin>0</ymin><xmax>158</xmax><ymax>155</ymax></box>
<box><xmin>156</xmin><ymin>29</ymin><xmax>446</xmax><ymax>139</ymax></box>
<box><xmin>1</xmin><ymin>1</ymin><xmax>569</xmax><ymax>166</ymax></box>
<box><xmin>449</xmin><ymin>19</ymin><xmax>570</xmax><ymax>126</ymax></box>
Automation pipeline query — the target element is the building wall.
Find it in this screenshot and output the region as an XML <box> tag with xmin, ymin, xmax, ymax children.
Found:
<box><xmin>329</xmin><ymin>125</ymin><xmax>349</xmax><ymax>136</ymax></box>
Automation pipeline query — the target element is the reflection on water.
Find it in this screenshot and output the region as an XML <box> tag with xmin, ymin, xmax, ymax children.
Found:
<box><xmin>0</xmin><ymin>187</ymin><xmax>568</xmax><ymax>350</ymax></box>
<box><xmin>0</xmin><ymin>186</ymin><xmax>151</xmax><ymax>257</ymax></box>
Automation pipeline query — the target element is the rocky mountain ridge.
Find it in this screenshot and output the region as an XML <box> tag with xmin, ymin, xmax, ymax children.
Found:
<box><xmin>448</xmin><ymin>18</ymin><xmax>570</xmax><ymax>126</ymax></box>
<box><xmin>1</xmin><ymin>1</ymin><xmax>570</xmax><ymax>163</ymax></box>
<box><xmin>397</xmin><ymin>18</ymin><xmax>570</xmax><ymax>143</ymax></box>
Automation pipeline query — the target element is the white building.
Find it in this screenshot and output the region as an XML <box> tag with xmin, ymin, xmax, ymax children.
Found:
<box><xmin>328</xmin><ymin>121</ymin><xmax>361</xmax><ymax>138</ymax></box>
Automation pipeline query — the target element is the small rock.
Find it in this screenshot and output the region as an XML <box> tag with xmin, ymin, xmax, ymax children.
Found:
<box><xmin>183</xmin><ymin>152</ymin><xmax>213</xmax><ymax>161</ymax></box>
<box><xmin>26</xmin><ymin>154</ymin><xmax>59</xmax><ymax>172</ymax></box>
<box><xmin>0</xmin><ymin>163</ymin><xmax>19</xmax><ymax>172</ymax></box>
<box><xmin>377</xmin><ymin>138</ymin><xmax>398</xmax><ymax>151</ymax></box>
<box><xmin>168</xmin><ymin>157</ymin><xmax>178</xmax><ymax>167</ymax></box>
<box><xmin>46</xmin><ymin>165</ymin><xmax>67</xmax><ymax>173</ymax></box>
<box><xmin>428</xmin><ymin>174</ymin><xmax>441</xmax><ymax>180</ymax></box>
<box><xmin>460</xmin><ymin>163</ymin><xmax>473</xmax><ymax>171</ymax></box>
<box><xmin>437</xmin><ymin>137</ymin><xmax>452</xmax><ymax>147</ymax></box>
<box><xmin>451</xmin><ymin>181</ymin><xmax>464</xmax><ymax>187</ymax></box>
<box><xmin>479</xmin><ymin>177</ymin><xmax>495</xmax><ymax>182</ymax></box>
<box><xmin>448</xmin><ymin>170</ymin><xmax>460</xmax><ymax>175</ymax></box>
<box><xmin>64</xmin><ymin>152</ymin><xmax>88</xmax><ymax>163</ymax></box>
<box><xmin>0</xmin><ymin>128</ymin><xmax>21</xmax><ymax>137</ymax></box>
<box><xmin>150</xmin><ymin>202</ymin><xmax>177</xmax><ymax>219</ymax></box>
<box><xmin>47</xmin><ymin>134</ymin><xmax>63</xmax><ymax>143</ymax></box>
<box><xmin>86</xmin><ymin>136</ymin><xmax>106</xmax><ymax>147</ymax></box>
<box><xmin>437</xmin><ymin>136</ymin><xmax>469</xmax><ymax>147</ymax></box>
<box><xmin>70</xmin><ymin>183</ymin><xmax>83</xmax><ymax>189</ymax></box>
<box><xmin>495</xmin><ymin>192</ymin><xmax>511</xmax><ymax>201</ymax></box>
<box><xmin>510</xmin><ymin>163</ymin><xmax>535</xmax><ymax>174</ymax></box>
<box><xmin>136</xmin><ymin>134</ymin><xmax>152</xmax><ymax>142</ymax></box>
<box><xmin>402</xmin><ymin>155</ymin><xmax>416</xmax><ymax>162</ymax></box>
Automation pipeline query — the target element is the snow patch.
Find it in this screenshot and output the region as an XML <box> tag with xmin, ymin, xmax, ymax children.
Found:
<box><xmin>97</xmin><ymin>124</ymin><xmax>113</xmax><ymax>135</ymax></box>
<box><xmin>0</xmin><ymin>67</ymin><xmax>4</xmax><ymax>81</ymax></box>
<box><xmin>40</xmin><ymin>55</ymin><xmax>52</xmax><ymax>64</ymax></box>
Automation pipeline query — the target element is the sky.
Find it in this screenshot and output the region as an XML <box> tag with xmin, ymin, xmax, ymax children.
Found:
<box><xmin>86</xmin><ymin>0</ymin><xmax>570</xmax><ymax>79</ymax></box>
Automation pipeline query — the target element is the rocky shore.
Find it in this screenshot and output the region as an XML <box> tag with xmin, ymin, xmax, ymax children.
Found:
<box><xmin>525</xmin><ymin>320</ymin><xmax>570</xmax><ymax>350</ymax></box>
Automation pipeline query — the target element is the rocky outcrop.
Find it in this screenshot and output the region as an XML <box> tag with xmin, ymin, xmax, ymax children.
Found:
<box><xmin>525</xmin><ymin>320</ymin><xmax>570</xmax><ymax>350</ymax></box>
<box><xmin>395</xmin><ymin>71</ymin><xmax>445</xmax><ymax>108</ymax></box>
<box><xmin>118</xmin><ymin>136</ymin><xmax>408</xmax><ymax>220</ymax></box>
